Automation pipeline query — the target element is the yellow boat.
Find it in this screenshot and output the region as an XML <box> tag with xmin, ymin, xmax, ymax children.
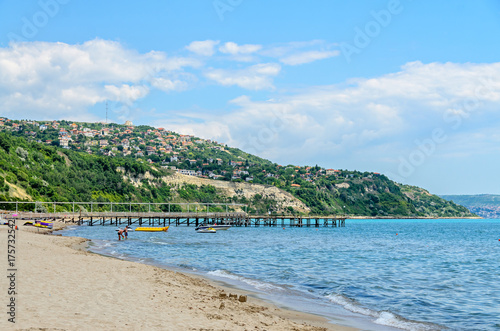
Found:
<box><xmin>34</xmin><ymin>220</ymin><xmax>53</xmax><ymax>229</ymax></box>
<box><xmin>134</xmin><ymin>226</ymin><xmax>169</xmax><ymax>232</ymax></box>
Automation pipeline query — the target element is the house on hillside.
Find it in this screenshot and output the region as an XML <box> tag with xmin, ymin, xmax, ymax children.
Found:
<box><xmin>179</xmin><ymin>135</ymin><xmax>192</xmax><ymax>142</ymax></box>
<box><xmin>82</xmin><ymin>128</ymin><xmax>94</xmax><ymax>137</ymax></box>
<box><xmin>325</xmin><ymin>169</ymin><xmax>336</xmax><ymax>175</ymax></box>
<box><xmin>59</xmin><ymin>136</ymin><xmax>70</xmax><ymax>148</ymax></box>
<box><xmin>178</xmin><ymin>169</ymin><xmax>196</xmax><ymax>176</ymax></box>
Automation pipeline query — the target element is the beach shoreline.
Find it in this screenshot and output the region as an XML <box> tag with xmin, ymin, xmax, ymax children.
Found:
<box><xmin>0</xmin><ymin>221</ymin><xmax>358</xmax><ymax>331</ymax></box>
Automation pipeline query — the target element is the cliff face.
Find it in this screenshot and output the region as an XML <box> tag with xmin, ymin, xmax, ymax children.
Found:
<box><xmin>162</xmin><ymin>173</ymin><xmax>310</xmax><ymax>213</ymax></box>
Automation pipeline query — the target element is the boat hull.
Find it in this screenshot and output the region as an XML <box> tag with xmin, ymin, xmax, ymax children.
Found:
<box><xmin>196</xmin><ymin>228</ymin><xmax>216</xmax><ymax>233</ymax></box>
<box><xmin>135</xmin><ymin>226</ymin><xmax>169</xmax><ymax>232</ymax></box>
<box><xmin>195</xmin><ymin>225</ymin><xmax>231</xmax><ymax>231</ymax></box>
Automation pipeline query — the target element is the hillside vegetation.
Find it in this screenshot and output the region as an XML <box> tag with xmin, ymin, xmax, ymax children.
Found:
<box><xmin>0</xmin><ymin>118</ymin><xmax>474</xmax><ymax>217</ymax></box>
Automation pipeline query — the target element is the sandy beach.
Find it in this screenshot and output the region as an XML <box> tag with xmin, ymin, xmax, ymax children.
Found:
<box><xmin>0</xmin><ymin>222</ymin><xmax>357</xmax><ymax>331</ymax></box>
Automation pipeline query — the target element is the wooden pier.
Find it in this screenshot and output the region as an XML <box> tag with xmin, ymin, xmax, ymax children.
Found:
<box><xmin>6</xmin><ymin>211</ymin><xmax>346</xmax><ymax>228</ymax></box>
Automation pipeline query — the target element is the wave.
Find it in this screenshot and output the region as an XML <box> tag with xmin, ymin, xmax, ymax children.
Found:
<box><xmin>207</xmin><ymin>269</ymin><xmax>285</xmax><ymax>292</ymax></box>
<box><xmin>88</xmin><ymin>239</ymin><xmax>116</xmax><ymax>251</ymax></box>
<box><xmin>326</xmin><ymin>294</ymin><xmax>443</xmax><ymax>331</ymax></box>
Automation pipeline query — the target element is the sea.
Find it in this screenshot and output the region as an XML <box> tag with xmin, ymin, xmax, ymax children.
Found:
<box><xmin>60</xmin><ymin>219</ymin><xmax>500</xmax><ymax>331</ymax></box>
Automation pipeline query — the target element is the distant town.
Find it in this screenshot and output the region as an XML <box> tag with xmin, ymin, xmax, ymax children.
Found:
<box><xmin>0</xmin><ymin>118</ymin><xmax>362</xmax><ymax>185</ymax></box>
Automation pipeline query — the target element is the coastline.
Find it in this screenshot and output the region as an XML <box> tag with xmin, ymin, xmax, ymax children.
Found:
<box><xmin>0</xmin><ymin>222</ymin><xmax>357</xmax><ymax>331</ymax></box>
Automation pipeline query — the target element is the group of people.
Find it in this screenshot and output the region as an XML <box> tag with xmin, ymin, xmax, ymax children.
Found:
<box><xmin>117</xmin><ymin>225</ymin><xmax>130</xmax><ymax>240</ymax></box>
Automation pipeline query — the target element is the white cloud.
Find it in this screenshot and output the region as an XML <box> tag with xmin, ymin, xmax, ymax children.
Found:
<box><xmin>104</xmin><ymin>84</ymin><xmax>150</xmax><ymax>102</ymax></box>
<box><xmin>185</xmin><ymin>40</ymin><xmax>220</xmax><ymax>56</ymax></box>
<box><xmin>169</xmin><ymin>61</ymin><xmax>500</xmax><ymax>170</ymax></box>
<box><xmin>150</xmin><ymin>78</ymin><xmax>188</xmax><ymax>92</ymax></box>
<box><xmin>261</xmin><ymin>40</ymin><xmax>339</xmax><ymax>65</ymax></box>
<box><xmin>261</xmin><ymin>40</ymin><xmax>325</xmax><ymax>58</ymax></box>
<box><xmin>205</xmin><ymin>63</ymin><xmax>281</xmax><ymax>90</ymax></box>
<box><xmin>219</xmin><ymin>42</ymin><xmax>262</xmax><ymax>55</ymax></box>
<box><xmin>0</xmin><ymin>39</ymin><xmax>199</xmax><ymax>120</ymax></box>
<box><xmin>280</xmin><ymin>50</ymin><xmax>340</xmax><ymax>65</ymax></box>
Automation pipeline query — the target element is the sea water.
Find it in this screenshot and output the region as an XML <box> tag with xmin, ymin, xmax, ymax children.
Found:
<box><xmin>61</xmin><ymin>219</ymin><xmax>500</xmax><ymax>330</ymax></box>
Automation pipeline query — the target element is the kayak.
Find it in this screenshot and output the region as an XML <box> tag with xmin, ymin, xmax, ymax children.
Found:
<box><xmin>134</xmin><ymin>226</ymin><xmax>169</xmax><ymax>232</ymax></box>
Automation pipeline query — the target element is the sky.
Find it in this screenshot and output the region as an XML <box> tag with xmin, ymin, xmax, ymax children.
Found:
<box><xmin>0</xmin><ymin>0</ymin><xmax>500</xmax><ymax>195</ymax></box>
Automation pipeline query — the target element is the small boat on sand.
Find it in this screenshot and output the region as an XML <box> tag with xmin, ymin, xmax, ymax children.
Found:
<box><xmin>34</xmin><ymin>220</ymin><xmax>53</xmax><ymax>229</ymax></box>
<box><xmin>196</xmin><ymin>227</ymin><xmax>216</xmax><ymax>233</ymax></box>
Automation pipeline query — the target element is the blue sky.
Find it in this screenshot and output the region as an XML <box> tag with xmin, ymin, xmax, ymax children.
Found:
<box><xmin>1</xmin><ymin>0</ymin><xmax>500</xmax><ymax>195</ymax></box>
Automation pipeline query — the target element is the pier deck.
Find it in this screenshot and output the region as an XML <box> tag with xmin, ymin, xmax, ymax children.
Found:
<box><xmin>6</xmin><ymin>211</ymin><xmax>346</xmax><ymax>228</ymax></box>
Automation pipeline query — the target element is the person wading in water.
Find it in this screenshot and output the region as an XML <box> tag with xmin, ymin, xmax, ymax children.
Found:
<box><xmin>117</xmin><ymin>228</ymin><xmax>125</xmax><ymax>240</ymax></box>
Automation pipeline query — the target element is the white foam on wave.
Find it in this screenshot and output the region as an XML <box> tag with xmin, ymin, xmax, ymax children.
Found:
<box><xmin>326</xmin><ymin>294</ymin><xmax>378</xmax><ymax>317</ymax></box>
<box><xmin>374</xmin><ymin>311</ymin><xmax>438</xmax><ymax>331</ymax></box>
<box><xmin>326</xmin><ymin>294</ymin><xmax>440</xmax><ymax>331</ymax></box>
<box><xmin>89</xmin><ymin>239</ymin><xmax>116</xmax><ymax>251</ymax></box>
<box><xmin>208</xmin><ymin>270</ymin><xmax>283</xmax><ymax>292</ymax></box>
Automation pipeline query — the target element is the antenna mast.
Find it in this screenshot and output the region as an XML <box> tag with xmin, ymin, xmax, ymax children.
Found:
<box><xmin>106</xmin><ymin>101</ymin><xmax>108</xmax><ymax>124</ymax></box>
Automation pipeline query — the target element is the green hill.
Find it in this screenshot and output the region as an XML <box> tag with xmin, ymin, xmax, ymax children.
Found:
<box><xmin>0</xmin><ymin>118</ymin><xmax>474</xmax><ymax>217</ymax></box>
